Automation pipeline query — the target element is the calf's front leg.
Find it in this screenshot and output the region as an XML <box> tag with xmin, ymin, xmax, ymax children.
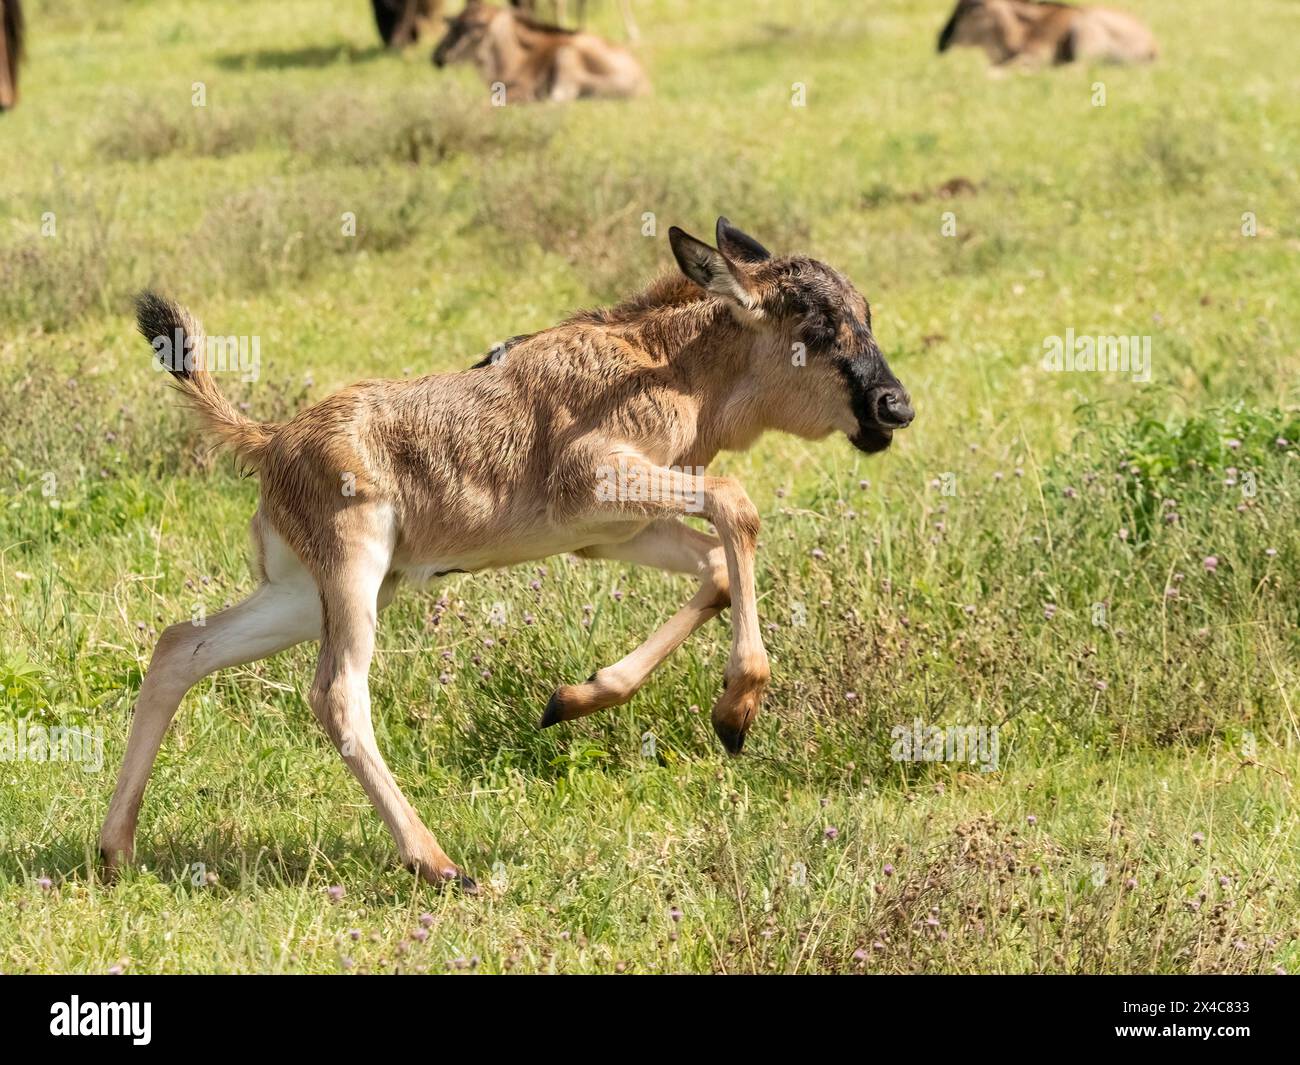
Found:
<box><xmin>541</xmin><ymin>519</ymin><xmax>729</xmax><ymax>725</ymax></box>
<box><xmin>702</xmin><ymin>474</ymin><xmax>770</xmax><ymax>753</ymax></box>
<box><xmin>562</xmin><ymin>460</ymin><xmax>770</xmax><ymax>754</ymax></box>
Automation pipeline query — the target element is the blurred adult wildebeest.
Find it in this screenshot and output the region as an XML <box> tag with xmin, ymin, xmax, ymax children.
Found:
<box><xmin>432</xmin><ymin>0</ymin><xmax>647</xmax><ymax>101</ymax></box>
<box><xmin>372</xmin><ymin>0</ymin><xmax>441</xmax><ymax>48</ymax></box>
<box><xmin>509</xmin><ymin>0</ymin><xmax>640</xmax><ymax>43</ymax></box>
<box><xmin>937</xmin><ymin>0</ymin><xmax>1157</xmax><ymax>66</ymax></box>
<box><xmin>1</xmin><ymin>0</ymin><xmax>24</xmax><ymax>112</ymax></box>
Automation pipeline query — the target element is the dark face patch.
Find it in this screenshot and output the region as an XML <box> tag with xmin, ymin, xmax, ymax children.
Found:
<box><xmin>432</xmin><ymin>13</ymin><xmax>486</xmax><ymax>66</ymax></box>
<box><xmin>766</xmin><ymin>257</ymin><xmax>912</xmax><ymax>453</ymax></box>
<box><xmin>938</xmin><ymin>0</ymin><xmax>980</xmax><ymax>52</ymax></box>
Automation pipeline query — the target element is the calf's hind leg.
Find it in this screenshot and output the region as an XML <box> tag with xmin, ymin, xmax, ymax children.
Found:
<box><xmin>99</xmin><ymin>578</ymin><xmax>322</xmax><ymax>872</ymax></box>
<box><xmin>309</xmin><ymin>537</ymin><xmax>475</xmax><ymax>892</ymax></box>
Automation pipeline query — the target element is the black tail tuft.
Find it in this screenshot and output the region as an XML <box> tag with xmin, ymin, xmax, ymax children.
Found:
<box><xmin>132</xmin><ymin>290</ymin><xmax>273</xmax><ymax>462</ymax></box>
<box><xmin>135</xmin><ymin>290</ymin><xmax>193</xmax><ymax>380</ymax></box>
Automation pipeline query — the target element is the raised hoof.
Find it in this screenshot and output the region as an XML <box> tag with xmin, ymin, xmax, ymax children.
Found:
<box><xmin>539</xmin><ymin>689</ymin><xmax>567</xmax><ymax>729</ymax></box>
<box><xmin>540</xmin><ymin>673</ymin><xmax>601</xmax><ymax>728</ymax></box>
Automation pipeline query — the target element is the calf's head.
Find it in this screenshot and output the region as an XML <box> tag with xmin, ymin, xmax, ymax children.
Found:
<box><xmin>937</xmin><ymin>0</ymin><xmax>995</xmax><ymax>53</ymax></box>
<box><xmin>669</xmin><ymin>218</ymin><xmax>914</xmax><ymax>454</ymax></box>
<box><xmin>432</xmin><ymin>1</ymin><xmax>496</xmax><ymax>68</ymax></box>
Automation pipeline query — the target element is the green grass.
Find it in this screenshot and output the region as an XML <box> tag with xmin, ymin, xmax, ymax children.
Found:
<box><xmin>1</xmin><ymin>0</ymin><xmax>1297</xmax><ymax>973</ymax></box>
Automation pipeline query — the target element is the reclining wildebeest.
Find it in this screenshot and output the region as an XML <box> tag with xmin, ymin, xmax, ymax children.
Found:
<box><xmin>432</xmin><ymin>0</ymin><xmax>647</xmax><ymax>101</ymax></box>
<box><xmin>1</xmin><ymin>0</ymin><xmax>24</xmax><ymax>113</ymax></box>
<box><xmin>100</xmin><ymin>219</ymin><xmax>913</xmax><ymax>890</ymax></box>
<box><xmin>937</xmin><ymin>0</ymin><xmax>1157</xmax><ymax>66</ymax></box>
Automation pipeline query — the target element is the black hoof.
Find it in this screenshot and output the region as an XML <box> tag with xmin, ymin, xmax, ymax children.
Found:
<box><xmin>539</xmin><ymin>690</ymin><xmax>565</xmax><ymax>729</ymax></box>
<box><xmin>421</xmin><ymin>866</ymin><xmax>480</xmax><ymax>895</ymax></box>
<box><xmin>713</xmin><ymin>720</ymin><xmax>747</xmax><ymax>756</ymax></box>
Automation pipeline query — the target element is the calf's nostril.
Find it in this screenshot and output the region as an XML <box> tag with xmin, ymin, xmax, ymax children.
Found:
<box><xmin>875</xmin><ymin>390</ymin><xmax>914</xmax><ymax>428</ymax></box>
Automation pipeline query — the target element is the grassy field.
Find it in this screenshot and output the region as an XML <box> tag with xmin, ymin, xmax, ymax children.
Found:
<box><xmin>1</xmin><ymin>0</ymin><xmax>1297</xmax><ymax>974</ymax></box>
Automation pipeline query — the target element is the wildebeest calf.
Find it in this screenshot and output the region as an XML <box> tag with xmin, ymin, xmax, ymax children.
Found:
<box><xmin>938</xmin><ymin>0</ymin><xmax>1157</xmax><ymax>66</ymax></box>
<box><xmin>100</xmin><ymin>218</ymin><xmax>913</xmax><ymax>889</ymax></box>
<box><xmin>432</xmin><ymin>0</ymin><xmax>647</xmax><ymax>101</ymax></box>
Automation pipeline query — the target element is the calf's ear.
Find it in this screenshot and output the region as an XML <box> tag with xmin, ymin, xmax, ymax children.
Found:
<box><xmin>668</xmin><ymin>227</ymin><xmax>758</xmax><ymax>309</ymax></box>
<box><xmin>715</xmin><ymin>216</ymin><xmax>772</xmax><ymax>264</ymax></box>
